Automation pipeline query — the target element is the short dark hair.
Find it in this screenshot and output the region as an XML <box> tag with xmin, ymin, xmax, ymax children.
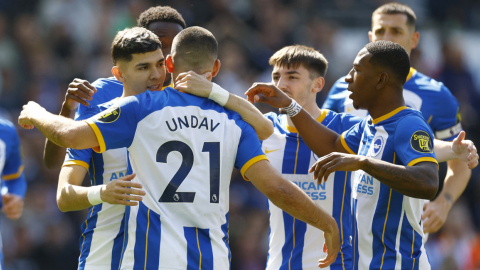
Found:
<box><xmin>372</xmin><ymin>3</ymin><xmax>416</xmax><ymax>29</ymax></box>
<box><xmin>137</xmin><ymin>6</ymin><xmax>187</xmax><ymax>30</ymax></box>
<box><xmin>269</xmin><ymin>45</ymin><xmax>328</xmax><ymax>79</ymax></box>
<box><xmin>171</xmin><ymin>26</ymin><xmax>218</xmax><ymax>70</ymax></box>
<box><xmin>111</xmin><ymin>27</ymin><xmax>162</xmax><ymax>65</ymax></box>
<box><xmin>365</xmin><ymin>40</ymin><xmax>410</xmax><ymax>83</ymax></box>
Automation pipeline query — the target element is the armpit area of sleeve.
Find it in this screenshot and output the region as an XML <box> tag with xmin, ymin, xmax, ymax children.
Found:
<box><xmin>407</xmin><ymin>157</ymin><xmax>439</xmax><ymax>168</ymax></box>
<box><xmin>62</xmin><ymin>160</ymin><xmax>89</xmax><ymax>170</ymax></box>
<box><xmin>341</xmin><ymin>132</ymin><xmax>356</xmax><ymax>155</ymax></box>
<box><xmin>84</xmin><ymin>119</ymin><xmax>106</xmax><ymax>153</ymax></box>
<box><xmin>240</xmin><ymin>155</ymin><xmax>269</xmax><ymax>181</ymax></box>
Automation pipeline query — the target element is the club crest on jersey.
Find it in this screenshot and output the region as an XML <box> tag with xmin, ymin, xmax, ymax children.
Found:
<box><xmin>97</xmin><ymin>105</ymin><xmax>120</xmax><ymax>123</ymax></box>
<box><xmin>371</xmin><ymin>136</ymin><xmax>384</xmax><ymax>157</ymax></box>
<box><xmin>411</xmin><ymin>130</ymin><xmax>433</xmax><ymax>153</ymax></box>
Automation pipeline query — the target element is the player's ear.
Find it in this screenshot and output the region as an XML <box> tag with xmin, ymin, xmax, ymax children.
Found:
<box><xmin>376</xmin><ymin>72</ymin><xmax>388</xmax><ymax>89</ymax></box>
<box><xmin>368</xmin><ymin>31</ymin><xmax>373</xmax><ymax>42</ymax></box>
<box><xmin>410</xmin><ymin>31</ymin><xmax>420</xmax><ymax>51</ymax></box>
<box><xmin>211</xmin><ymin>59</ymin><xmax>221</xmax><ymax>77</ymax></box>
<box><xmin>311</xmin><ymin>76</ymin><xmax>325</xmax><ymax>94</ymax></box>
<box><xmin>166</xmin><ymin>55</ymin><xmax>174</xmax><ymax>73</ymax></box>
<box><xmin>112</xmin><ymin>66</ymin><xmax>125</xmax><ymax>83</ymax></box>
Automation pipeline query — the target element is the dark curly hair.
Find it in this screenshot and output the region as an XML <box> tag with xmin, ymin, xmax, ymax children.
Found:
<box><xmin>137</xmin><ymin>6</ymin><xmax>186</xmax><ymax>30</ymax></box>
<box><xmin>365</xmin><ymin>40</ymin><xmax>410</xmax><ymax>83</ymax></box>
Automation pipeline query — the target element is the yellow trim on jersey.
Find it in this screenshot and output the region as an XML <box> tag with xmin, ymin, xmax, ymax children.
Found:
<box><xmin>161</xmin><ymin>80</ymin><xmax>174</xmax><ymax>90</ymax></box>
<box><xmin>380</xmin><ymin>188</ymin><xmax>393</xmax><ymax>270</ymax></box>
<box><xmin>285</xmin><ymin>110</ymin><xmax>328</xmax><ymax>133</ymax></box>
<box><xmin>288</xmin><ymin>218</ymin><xmax>296</xmax><ymax>270</ymax></box>
<box><xmin>145</xmin><ymin>209</ymin><xmax>151</xmax><ymax>270</ymax></box>
<box><xmin>406</xmin><ymin>67</ymin><xmax>416</xmax><ymax>82</ymax></box>
<box><xmin>196</xmin><ymin>228</ymin><xmax>202</xmax><ymax>270</ymax></box>
<box><xmin>294</xmin><ymin>134</ymin><xmax>300</xmax><ymax>174</ymax></box>
<box><xmin>339</xmin><ymin>173</ymin><xmax>347</xmax><ymax>270</ymax></box>
<box><xmin>340</xmin><ymin>132</ymin><xmax>356</xmax><ymax>155</ymax></box>
<box><xmin>240</xmin><ymin>155</ymin><xmax>269</xmax><ymax>180</ymax></box>
<box><xmin>407</xmin><ymin>157</ymin><xmax>438</xmax><ymax>167</ymax></box>
<box><xmin>372</xmin><ymin>106</ymin><xmax>409</xmax><ymax>125</ymax></box>
<box><xmin>85</xmin><ymin>119</ymin><xmax>106</xmax><ymax>153</ymax></box>
<box><xmin>2</xmin><ymin>165</ymin><xmax>24</xmax><ymax>180</ymax></box>
<box><xmin>62</xmin><ymin>160</ymin><xmax>89</xmax><ymax>170</ymax></box>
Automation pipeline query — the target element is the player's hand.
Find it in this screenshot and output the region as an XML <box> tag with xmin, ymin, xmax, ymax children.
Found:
<box><xmin>244</xmin><ymin>83</ymin><xmax>292</xmax><ymax>108</ymax></box>
<box><xmin>451</xmin><ymin>131</ymin><xmax>478</xmax><ymax>169</ymax></box>
<box><xmin>63</xmin><ymin>78</ymin><xmax>97</xmax><ymax>110</ymax></box>
<box><xmin>100</xmin><ymin>173</ymin><xmax>146</xmax><ymax>206</ymax></box>
<box><xmin>309</xmin><ymin>152</ymin><xmax>365</xmax><ymax>184</ymax></box>
<box><xmin>175</xmin><ymin>71</ymin><xmax>213</xmax><ymax>97</ymax></box>
<box><xmin>422</xmin><ymin>195</ymin><xmax>452</xmax><ymax>233</ymax></box>
<box><xmin>318</xmin><ymin>221</ymin><xmax>340</xmax><ymax>268</ymax></box>
<box><xmin>18</xmin><ymin>101</ymin><xmax>46</xmax><ymax>129</ymax></box>
<box><xmin>2</xmin><ymin>193</ymin><xmax>24</xmax><ymax>220</ymax></box>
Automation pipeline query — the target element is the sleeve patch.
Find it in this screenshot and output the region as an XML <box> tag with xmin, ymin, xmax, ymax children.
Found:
<box><xmin>410</xmin><ymin>131</ymin><xmax>433</xmax><ymax>153</ymax></box>
<box><xmin>97</xmin><ymin>105</ymin><xmax>121</xmax><ymax>123</ymax></box>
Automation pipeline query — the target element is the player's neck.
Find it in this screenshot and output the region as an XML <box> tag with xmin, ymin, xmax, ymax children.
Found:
<box><xmin>368</xmin><ymin>95</ymin><xmax>405</xmax><ymax>120</ymax></box>
<box><xmin>287</xmin><ymin>103</ymin><xmax>321</xmax><ymax>128</ymax></box>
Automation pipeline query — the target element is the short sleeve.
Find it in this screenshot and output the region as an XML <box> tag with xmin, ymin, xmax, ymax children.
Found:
<box><xmin>85</xmin><ymin>96</ymin><xmax>140</xmax><ymax>153</ymax></box>
<box><xmin>2</xmin><ymin>129</ymin><xmax>23</xmax><ymax>181</ymax></box>
<box><xmin>234</xmin><ymin>122</ymin><xmax>268</xmax><ymax>180</ymax></box>
<box><xmin>340</xmin><ymin>119</ymin><xmax>366</xmax><ymax>155</ymax></box>
<box><xmin>431</xmin><ymin>87</ymin><xmax>462</xmax><ymax>141</ymax></box>
<box><xmin>394</xmin><ymin>116</ymin><xmax>438</xmax><ymax>167</ymax></box>
<box><xmin>63</xmin><ymin>148</ymin><xmax>92</xmax><ymax>170</ymax></box>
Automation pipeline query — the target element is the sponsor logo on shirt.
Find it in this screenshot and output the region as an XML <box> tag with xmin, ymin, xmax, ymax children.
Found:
<box><xmin>293</xmin><ymin>181</ymin><xmax>327</xmax><ymax>200</ymax></box>
<box><xmin>354</xmin><ymin>173</ymin><xmax>374</xmax><ymax>195</ymax></box>
<box><xmin>98</xmin><ymin>105</ymin><xmax>121</xmax><ymax>123</ymax></box>
<box><xmin>410</xmin><ymin>130</ymin><xmax>433</xmax><ymax>153</ymax></box>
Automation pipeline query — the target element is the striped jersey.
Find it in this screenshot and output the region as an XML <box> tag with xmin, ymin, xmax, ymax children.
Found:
<box><xmin>85</xmin><ymin>87</ymin><xmax>267</xmax><ymax>270</ymax></box>
<box><xmin>341</xmin><ymin>107</ymin><xmax>438</xmax><ymax>270</ymax></box>
<box><xmin>65</xmin><ymin>77</ymin><xmax>173</xmax><ymax>270</ymax></box>
<box><xmin>263</xmin><ymin>110</ymin><xmax>362</xmax><ymax>270</ymax></box>
<box><xmin>323</xmin><ymin>68</ymin><xmax>462</xmax><ymax>141</ymax></box>
<box><xmin>0</xmin><ymin>117</ymin><xmax>27</xmax><ymax>270</ymax></box>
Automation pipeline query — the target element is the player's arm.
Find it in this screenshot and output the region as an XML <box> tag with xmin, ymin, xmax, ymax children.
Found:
<box><xmin>44</xmin><ymin>79</ymin><xmax>97</xmax><ymax>169</ymax></box>
<box><xmin>175</xmin><ymin>72</ymin><xmax>274</xmax><ymax>140</ymax></box>
<box><xmin>57</xmin><ymin>165</ymin><xmax>145</xmax><ymax>212</ymax></box>
<box><xmin>245</xmin><ymin>83</ymin><xmax>347</xmax><ymax>155</ymax></box>
<box><xmin>19</xmin><ymin>101</ymin><xmax>99</xmax><ymax>149</ymax></box>
<box><xmin>310</xmin><ymin>153</ymin><xmax>439</xmax><ymax>200</ymax></box>
<box><xmin>245</xmin><ymin>160</ymin><xmax>340</xmax><ymax>268</ymax></box>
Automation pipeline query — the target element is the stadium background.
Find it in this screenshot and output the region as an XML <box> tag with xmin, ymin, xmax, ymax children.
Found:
<box><xmin>1</xmin><ymin>0</ymin><xmax>480</xmax><ymax>269</ymax></box>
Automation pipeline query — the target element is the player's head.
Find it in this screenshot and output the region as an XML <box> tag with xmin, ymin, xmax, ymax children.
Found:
<box><xmin>345</xmin><ymin>40</ymin><xmax>410</xmax><ymax>110</ymax></box>
<box><xmin>111</xmin><ymin>27</ymin><xmax>166</xmax><ymax>96</ymax></box>
<box><xmin>269</xmin><ymin>45</ymin><xmax>328</xmax><ymax>108</ymax></box>
<box><xmin>369</xmin><ymin>2</ymin><xmax>419</xmax><ymax>56</ymax></box>
<box><xmin>166</xmin><ymin>26</ymin><xmax>221</xmax><ymax>83</ymax></box>
<box><xmin>138</xmin><ymin>6</ymin><xmax>186</xmax><ymax>86</ymax></box>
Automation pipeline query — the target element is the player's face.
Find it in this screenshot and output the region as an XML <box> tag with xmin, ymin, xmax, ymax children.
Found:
<box><xmin>369</xmin><ymin>14</ymin><xmax>418</xmax><ymax>56</ymax></box>
<box><xmin>345</xmin><ymin>49</ymin><xmax>378</xmax><ymax>110</ymax></box>
<box><xmin>271</xmin><ymin>65</ymin><xmax>315</xmax><ymax>107</ymax></box>
<box><xmin>147</xmin><ymin>21</ymin><xmax>183</xmax><ymax>86</ymax></box>
<box><xmin>120</xmin><ymin>49</ymin><xmax>166</xmax><ymax>95</ymax></box>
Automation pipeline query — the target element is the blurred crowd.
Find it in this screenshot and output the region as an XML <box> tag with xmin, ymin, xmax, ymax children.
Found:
<box><xmin>0</xmin><ymin>0</ymin><xmax>479</xmax><ymax>269</ymax></box>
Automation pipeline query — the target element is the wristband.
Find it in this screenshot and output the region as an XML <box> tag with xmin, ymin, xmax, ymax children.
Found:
<box><xmin>87</xmin><ymin>185</ymin><xmax>105</xmax><ymax>205</ymax></box>
<box><xmin>284</xmin><ymin>99</ymin><xmax>302</xmax><ymax>117</ymax></box>
<box><xmin>208</xmin><ymin>83</ymin><xmax>230</xmax><ymax>106</ymax></box>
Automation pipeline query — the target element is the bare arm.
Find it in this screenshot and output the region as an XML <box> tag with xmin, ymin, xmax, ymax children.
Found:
<box><xmin>310</xmin><ymin>153</ymin><xmax>439</xmax><ymax>200</ymax></box>
<box><xmin>245</xmin><ymin>83</ymin><xmax>346</xmax><ymax>155</ymax></box>
<box><xmin>245</xmin><ymin>160</ymin><xmax>340</xmax><ymax>268</ymax></box>
<box><xmin>175</xmin><ymin>72</ymin><xmax>274</xmax><ymax>140</ymax></box>
<box><xmin>44</xmin><ymin>79</ymin><xmax>97</xmax><ymax>169</ymax></box>
<box><xmin>19</xmin><ymin>101</ymin><xmax>99</xmax><ymax>149</ymax></box>
<box><xmin>57</xmin><ymin>166</ymin><xmax>146</xmax><ymax>212</ymax></box>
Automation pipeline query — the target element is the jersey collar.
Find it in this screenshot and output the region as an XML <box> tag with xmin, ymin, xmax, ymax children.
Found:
<box><xmin>286</xmin><ymin>109</ymin><xmax>328</xmax><ymax>133</ymax></box>
<box><xmin>372</xmin><ymin>106</ymin><xmax>409</xmax><ymax>125</ymax></box>
<box><xmin>406</xmin><ymin>67</ymin><xmax>416</xmax><ymax>82</ymax></box>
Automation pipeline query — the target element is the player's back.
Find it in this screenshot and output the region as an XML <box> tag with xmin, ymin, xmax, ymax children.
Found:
<box><xmin>87</xmin><ymin>87</ymin><xmax>266</xmax><ymax>269</ymax></box>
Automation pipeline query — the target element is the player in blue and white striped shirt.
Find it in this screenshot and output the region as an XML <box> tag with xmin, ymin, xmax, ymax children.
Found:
<box><xmin>21</xmin><ymin>26</ymin><xmax>341</xmax><ymax>269</ymax></box>
<box><xmin>245</xmin><ymin>41</ymin><xmax>478</xmax><ymax>270</ymax></box>
<box><xmin>43</xmin><ymin>7</ymin><xmax>187</xmax><ymax>270</ymax></box>
<box><xmin>0</xmin><ymin>117</ymin><xmax>27</xmax><ymax>270</ymax></box>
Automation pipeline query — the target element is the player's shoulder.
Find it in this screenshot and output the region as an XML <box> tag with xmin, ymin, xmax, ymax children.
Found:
<box><xmin>396</xmin><ymin>109</ymin><xmax>430</xmax><ymax>129</ymax></box>
<box><xmin>407</xmin><ymin>70</ymin><xmax>453</xmax><ymax>95</ymax></box>
<box><xmin>91</xmin><ymin>77</ymin><xmax>123</xmax><ymax>89</ymax></box>
<box><xmin>323</xmin><ymin>109</ymin><xmax>363</xmax><ymax>130</ymax></box>
<box><xmin>329</xmin><ymin>76</ymin><xmax>349</xmax><ymax>95</ymax></box>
